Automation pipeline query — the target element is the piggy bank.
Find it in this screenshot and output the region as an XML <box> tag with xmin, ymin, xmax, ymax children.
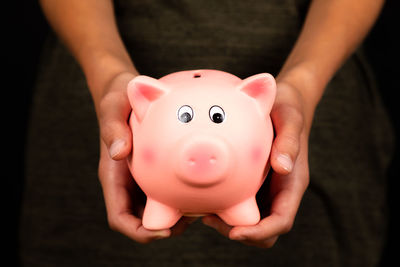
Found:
<box><xmin>127</xmin><ymin>69</ymin><xmax>276</xmax><ymax>230</ymax></box>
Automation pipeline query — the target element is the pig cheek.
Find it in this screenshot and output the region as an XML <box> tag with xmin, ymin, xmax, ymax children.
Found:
<box><xmin>141</xmin><ymin>147</ymin><xmax>156</xmax><ymax>165</ymax></box>
<box><xmin>251</xmin><ymin>146</ymin><xmax>264</xmax><ymax>163</ymax></box>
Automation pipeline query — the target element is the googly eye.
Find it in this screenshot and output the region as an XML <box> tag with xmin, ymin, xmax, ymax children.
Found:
<box><xmin>209</xmin><ymin>105</ymin><xmax>225</xmax><ymax>123</ymax></box>
<box><xmin>178</xmin><ymin>105</ymin><xmax>194</xmax><ymax>123</ymax></box>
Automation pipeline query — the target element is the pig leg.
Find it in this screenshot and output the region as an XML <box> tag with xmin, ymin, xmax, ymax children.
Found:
<box><xmin>142</xmin><ymin>198</ymin><xmax>182</xmax><ymax>230</ymax></box>
<box><xmin>217</xmin><ymin>197</ymin><xmax>260</xmax><ymax>226</ymax></box>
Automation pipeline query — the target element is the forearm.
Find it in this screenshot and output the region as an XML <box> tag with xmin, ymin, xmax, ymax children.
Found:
<box><xmin>277</xmin><ymin>0</ymin><xmax>384</xmax><ymax>127</ymax></box>
<box><xmin>39</xmin><ymin>0</ymin><xmax>138</xmax><ymax>103</ymax></box>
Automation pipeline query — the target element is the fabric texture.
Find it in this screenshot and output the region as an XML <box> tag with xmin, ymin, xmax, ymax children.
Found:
<box><xmin>20</xmin><ymin>0</ymin><xmax>394</xmax><ymax>266</ymax></box>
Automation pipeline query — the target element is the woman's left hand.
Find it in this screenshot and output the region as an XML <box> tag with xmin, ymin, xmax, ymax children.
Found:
<box><xmin>202</xmin><ymin>81</ymin><xmax>310</xmax><ymax>248</ymax></box>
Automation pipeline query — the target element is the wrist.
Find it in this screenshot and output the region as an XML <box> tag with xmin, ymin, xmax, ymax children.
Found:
<box><xmin>277</xmin><ymin>63</ymin><xmax>323</xmax><ymax>105</ymax></box>
<box><xmin>276</xmin><ymin>63</ymin><xmax>325</xmax><ymax>134</ymax></box>
<box><xmin>83</xmin><ymin>50</ymin><xmax>138</xmax><ymax>105</ymax></box>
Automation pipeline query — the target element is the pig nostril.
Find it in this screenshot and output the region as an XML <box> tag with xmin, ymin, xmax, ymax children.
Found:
<box><xmin>209</xmin><ymin>156</ymin><xmax>216</xmax><ymax>164</ymax></box>
<box><xmin>188</xmin><ymin>158</ymin><xmax>196</xmax><ymax>166</ymax></box>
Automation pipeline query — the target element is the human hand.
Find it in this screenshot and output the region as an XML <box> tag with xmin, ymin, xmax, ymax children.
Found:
<box><xmin>99</xmin><ymin>140</ymin><xmax>198</xmax><ymax>243</ymax></box>
<box><xmin>202</xmin><ymin>81</ymin><xmax>310</xmax><ymax>248</ymax></box>
<box><xmin>95</xmin><ymin>72</ymin><xmax>196</xmax><ymax>243</ymax></box>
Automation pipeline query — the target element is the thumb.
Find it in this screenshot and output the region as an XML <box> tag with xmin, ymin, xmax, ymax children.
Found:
<box><xmin>99</xmin><ymin>91</ymin><xmax>133</xmax><ymax>160</ymax></box>
<box><xmin>270</xmin><ymin>105</ymin><xmax>303</xmax><ymax>174</ymax></box>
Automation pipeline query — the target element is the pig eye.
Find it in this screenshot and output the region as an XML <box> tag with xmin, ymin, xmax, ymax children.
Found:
<box><xmin>209</xmin><ymin>105</ymin><xmax>225</xmax><ymax>123</ymax></box>
<box><xmin>178</xmin><ymin>105</ymin><xmax>194</xmax><ymax>123</ymax></box>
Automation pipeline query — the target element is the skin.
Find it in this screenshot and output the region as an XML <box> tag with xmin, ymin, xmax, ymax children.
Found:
<box><xmin>40</xmin><ymin>0</ymin><xmax>385</xmax><ymax>246</ymax></box>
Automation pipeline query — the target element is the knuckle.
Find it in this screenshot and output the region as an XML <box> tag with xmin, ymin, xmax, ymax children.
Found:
<box><xmin>98</xmin><ymin>99</ymin><xmax>130</xmax><ymax>144</ymax></box>
<box><xmin>303</xmin><ymin>171</ymin><xmax>310</xmax><ymax>189</ymax></box>
<box><xmin>99</xmin><ymin>90</ymin><xmax>121</xmax><ymax>107</ymax></box>
<box><xmin>107</xmin><ymin>215</ymin><xmax>152</xmax><ymax>244</ymax></box>
<box><xmin>100</xmin><ymin>121</ymin><xmax>116</xmax><ymax>143</ymax></box>
<box><xmin>136</xmin><ymin>237</ymin><xmax>152</xmax><ymax>244</ymax></box>
<box><xmin>280</xmin><ymin>217</ymin><xmax>294</xmax><ymax>234</ymax></box>
<box><xmin>289</xmin><ymin>105</ymin><xmax>304</xmax><ymax>126</ymax></box>
<box><xmin>281</xmin><ymin>133</ymin><xmax>299</xmax><ymax>149</ymax></box>
<box><xmin>255</xmin><ymin>236</ymin><xmax>279</xmax><ymax>249</ymax></box>
<box><xmin>276</xmin><ymin>134</ymin><xmax>300</xmax><ymax>159</ymax></box>
<box><xmin>107</xmin><ymin>215</ymin><xmax>120</xmax><ymax>232</ymax></box>
<box><xmin>100</xmin><ymin>121</ymin><xmax>126</xmax><ymax>150</ymax></box>
<box><xmin>273</xmin><ymin>103</ymin><xmax>304</xmax><ymax>124</ymax></box>
<box><xmin>261</xmin><ymin>241</ymin><xmax>276</xmax><ymax>249</ymax></box>
<box><xmin>98</xmin><ymin>93</ymin><xmax>114</xmax><ymax>115</ymax></box>
<box><xmin>98</xmin><ymin>91</ymin><xmax>127</xmax><ymax>118</ymax></box>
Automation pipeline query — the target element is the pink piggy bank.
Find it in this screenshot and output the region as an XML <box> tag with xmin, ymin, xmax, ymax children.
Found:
<box><xmin>127</xmin><ymin>69</ymin><xmax>276</xmax><ymax>230</ymax></box>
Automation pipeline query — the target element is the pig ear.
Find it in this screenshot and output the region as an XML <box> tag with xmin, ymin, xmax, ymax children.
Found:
<box><xmin>127</xmin><ymin>75</ymin><xmax>168</xmax><ymax>122</ymax></box>
<box><xmin>237</xmin><ymin>73</ymin><xmax>276</xmax><ymax>116</ymax></box>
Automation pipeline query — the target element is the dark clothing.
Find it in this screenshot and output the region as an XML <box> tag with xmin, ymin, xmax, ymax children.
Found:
<box><xmin>20</xmin><ymin>1</ymin><xmax>394</xmax><ymax>266</ymax></box>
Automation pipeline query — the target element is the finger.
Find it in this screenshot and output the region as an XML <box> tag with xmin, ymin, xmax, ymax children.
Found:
<box><xmin>240</xmin><ymin>236</ymin><xmax>279</xmax><ymax>248</ymax></box>
<box><xmin>98</xmin><ymin>90</ymin><xmax>133</xmax><ymax>160</ymax></box>
<box><xmin>97</xmin><ymin>73</ymin><xmax>136</xmax><ymax>160</ymax></box>
<box><xmin>99</xmin><ymin>141</ymin><xmax>170</xmax><ymax>243</ymax></box>
<box><xmin>230</xmin><ymin>167</ymin><xmax>307</xmax><ymax>243</ymax></box>
<box><xmin>270</xmin><ymin>103</ymin><xmax>303</xmax><ymax>174</ymax></box>
<box><xmin>170</xmin><ymin>216</ymin><xmax>198</xmax><ymax>237</ymax></box>
<box><xmin>110</xmin><ymin>212</ymin><xmax>171</xmax><ymax>243</ymax></box>
<box><xmin>202</xmin><ymin>215</ymin><xmax>233</xmax><ymax>238</ymax></box>
<box><xmin>202</xmin><ymin>215</ymin><xmax>279</xmax><ymax>248</ymax></box>
<box><xmin>102</xmin><ymin>168</ymin><xmax>171</xmax><ymax>243</ymax></box>
<box><xmin>229</xmin><ymin>212</ymin><xmax>293</xmax><ymax>243</ymax></box>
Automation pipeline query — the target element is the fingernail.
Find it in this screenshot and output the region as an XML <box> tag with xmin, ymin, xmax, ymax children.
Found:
<box><xmin>277</xmin><ymin>153</ymin><xmax>293</xmax><ymax>172</ymax></box>
<box><xmin>109</xmin><ymin>139</ymin><xmax>125</xmax><ymax>158</ymax></box>
<box><xmin>231</xmin><ymin>234</ymin><xmax>246</xmax><ymax>241</ymax></box>
<box><xmin>154</xmin><ymin>230</ymin><xmax>170</xmax><ymax>239</ymax></box>
<box><xmin>230</xmin><ymin>230</ymin><xmax>247</xmax><ymax>240</ymax></box>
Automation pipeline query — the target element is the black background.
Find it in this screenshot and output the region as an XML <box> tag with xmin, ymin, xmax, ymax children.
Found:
<box><xmin>2</xmin><ymin>1</ymin><xmax>399</xmax><ymax>266</ymax></box>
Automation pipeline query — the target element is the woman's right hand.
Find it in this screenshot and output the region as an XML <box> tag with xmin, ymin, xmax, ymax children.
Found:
<box><xmin>95</xmin><ymin>72</ymin><xmax>135</xmax><ymax>160</ymax></box>
<box><xmin>96</xmin><ymin>71</ymin><xmax>167</xmax><ymax>243</ymax></box>
<box><xmin>39</xmin><ymin>0</ymin><xmax>199</xmax><ymax>244</ymax></box>
<box><xmin>95</xmin><ymin>72</ymin><xmax>196</xmax><ymax>243</ymax></box>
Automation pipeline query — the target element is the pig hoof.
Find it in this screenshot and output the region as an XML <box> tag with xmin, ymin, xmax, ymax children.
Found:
<box><xmin>217</xmin><ymin>197</ymin><xmax>260</xmax><ymax>226</ymax></box>
<box><xmin>142</xmin><ymin>198</ymin><xmax>182</xmax><ymax>230</ymax></box>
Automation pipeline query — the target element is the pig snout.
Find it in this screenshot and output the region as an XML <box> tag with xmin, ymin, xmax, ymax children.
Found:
<box><xmin>176</xmin><ymin>137</ymin><xmax>231</xmax><ymax>187</ymax></box>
